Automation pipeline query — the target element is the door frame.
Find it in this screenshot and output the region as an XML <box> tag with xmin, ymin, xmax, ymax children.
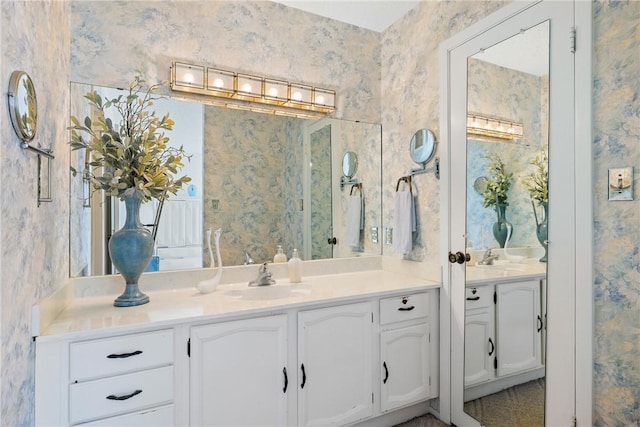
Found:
<box><xmin>303</xmin><ymin>118</ymin><xmax>340</xmax><ymax>261</ymax></box>
<box><xmin>438</xmin><ymin>1</ymin><xmax>593</xmax><ymax>425</ymax></box>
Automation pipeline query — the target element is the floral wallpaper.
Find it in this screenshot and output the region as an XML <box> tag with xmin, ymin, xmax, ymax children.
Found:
<box><xmin>0</xmin><ymin>2</ymin><xmax>70</xmax><ymax>425</ymax></box>
<box><xmin>592</xmin><ymin>1</ymin><xmax>639</xmax><ymax>425</ymax></box>
<box><xmin>380</xmin><ymin>0</ymin><xmax>509</xmax><ymax>263</ymax></box>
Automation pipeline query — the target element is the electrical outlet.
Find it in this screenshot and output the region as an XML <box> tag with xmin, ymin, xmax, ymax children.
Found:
<box><xmin>211</xmin><ymin>199</ymin><xmax>220</xmax><ymax>210</ymax></box>
<box><xmin>370</xmin><ymin>226</ymin><xmax>379</xmax><ymax>244</ymax></box>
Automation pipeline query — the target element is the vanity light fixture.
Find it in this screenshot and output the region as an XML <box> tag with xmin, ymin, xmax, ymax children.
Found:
<box><xmin>170</xmin><ymin>61</ymin><xmax>336</xmax><ymax>117</ymax></box>
<box><xmin>466</xmin><ymin>113</ymin><xmax>524</xmax><ymax>140</ymax></box>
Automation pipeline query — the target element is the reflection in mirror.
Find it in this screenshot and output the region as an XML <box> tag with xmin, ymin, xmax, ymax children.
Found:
<box><xmin>463</xmin><ymin>21</ymin><xmax>549</xmax><ymax>426</ymax></box>
<box><xmin>409</xmin><ymin>128</ymin><xmax>437</xmax><ymax>166</ymax></box>
<box><xmin>69</xmin><ymin>83</ymin><xmax>382</xmax><ymax>277</ymax></box>
<box><xmin>342</xmin><ymin>151</ymin><xmax>358</xmax><ymax>179</ymax></box>
<box><xmin>8</xmin><ymin>71</ymin><xmax>38</xmax><ymax>142</ymax></box>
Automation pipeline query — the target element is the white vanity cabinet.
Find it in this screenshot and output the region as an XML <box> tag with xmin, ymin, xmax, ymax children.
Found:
<box><xmin>35</xmin><ymin>271</ymin><xmax>441</xmax><ymax>427</ymax></box>
<box><xmin>464</xmin><ymin>286</ymin><xmax>495</xmax><ymax>387</ymax></box>
<box><xmin>36</xmin><ymin>329</ymin><xmax>176</xmax><ymax>426</ymax></box>
<box><xmin>189</xmin><ymin>315</ymin><xmax>289</xmax><ymax>427</ymax></box>
<box><xmin>495</xmin><ymin>280</ymin><xmax>543</xmax><ymax>376</ymax></box>
<box><xmin>297</xmin><ymin>302</ymin><xmax>374</xmax><ymax>426</ymax></box>
<box><xmin>378</xmin><ymin>292</ymin><xmax>436</xmax><ymax>412</ymax></box>
<box><xmin>464</xmin><ymin>278</ymin><xmax>544</xmax><ymax>400</ymax></box>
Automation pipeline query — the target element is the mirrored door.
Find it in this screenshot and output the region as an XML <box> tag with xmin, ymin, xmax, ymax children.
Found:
<box><xmin>463</xmin><ymin>20</ymin><xmax>549</xmax><ymax>427</ymax></box>
<box><xmin>445</xmin><ymin>1</ymin><xmax>577</xmax><ymax>425</ymax></box>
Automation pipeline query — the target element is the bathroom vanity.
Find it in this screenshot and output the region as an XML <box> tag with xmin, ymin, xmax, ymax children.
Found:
<box><xmin>33</xmin><ymin>258</ymin><xmax>440</xmax><ymax>426</ymax></box>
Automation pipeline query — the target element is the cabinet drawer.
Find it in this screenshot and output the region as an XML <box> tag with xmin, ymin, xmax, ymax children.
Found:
<box><xmin>70</xmin><ymin>330</ymin><xmax>173</xmax><ymax>381</ymax></box>
<box><xmin>465</xmin><ymin>286</ymin><xmax>493</xmax><ymax>310</ymax></box>
<box><xmin>78</xmin><ymin>404</ymin><xmax>174</xmax><ymax>426</ymax></box>
<box><xmin>380</xmin><ymin>292</ymin><xmax>429</xmax><ymax>325</ymax></box>
<box><xmin>69</xmin><ymin>365</ymin><xmax>173</xmax><ymax>425</ymax></box>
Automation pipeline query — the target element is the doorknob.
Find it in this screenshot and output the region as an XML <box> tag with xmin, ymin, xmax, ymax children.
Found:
<box><xmin>448</xmin><ymin>251</ymin><xmax>470</xmax><ymax>264</ymax></box>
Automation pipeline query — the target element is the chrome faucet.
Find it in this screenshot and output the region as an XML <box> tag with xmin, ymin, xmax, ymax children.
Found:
<box><xmin>248</xmin><ymin>262</ymin><xmax>276</xmax><ymax>286</ymax></box>
<box><xmin>477</xmin><ymin>248</ymin><xmax>499</xmax><ymax>265</ymax></box>
<box><xmin>243</xmin><ymin>251</ymin><xmax>254</xmax><ymax>265</ymax></box>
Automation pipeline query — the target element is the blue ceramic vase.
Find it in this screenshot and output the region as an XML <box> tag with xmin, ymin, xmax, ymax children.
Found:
<box><xmin>534</xmin><ymin>202</ymin><xmax>548</xmax><ymax>263</ymax></box>
<box><xmin>492</xmin><ymin>203</ymin><xmax>512</xmax><ymax>248</ymax></box>
<box><xmin>109</xmin><ymin>193</ymin><xmax>153</xmax><ymax>307</ymax></box>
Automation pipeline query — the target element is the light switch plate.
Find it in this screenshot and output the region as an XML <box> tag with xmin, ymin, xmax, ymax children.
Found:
<box><xmin>608</xmin><ymin>167</ymin><xmax>634</xmax><ymax>201</ymax></box>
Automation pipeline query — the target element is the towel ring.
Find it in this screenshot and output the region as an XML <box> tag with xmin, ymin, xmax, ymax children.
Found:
<box><xmin>396</xmin><ymin>176</ymin><xmax>412</xmax><ymax>193</ymax></box>
<box><xmin>350</xmin><ymin>183</ymin><xmax>363</xmax><ymax>196</ymax></box>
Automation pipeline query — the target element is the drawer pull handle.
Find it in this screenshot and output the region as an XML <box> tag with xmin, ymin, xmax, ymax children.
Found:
<box><xmin>398</xmin><ymin>306</ymin><xmax>415</xmax><ymax>311</ymax></box>
<box><xmin>383</xmin><ymin>361</ymin><xmax>389</xmax><ymax>384</ymax></box>
<box><xmin>488</xmin><ymin>338</ymin><xmax>495</xmax><ymax>356</ymax></box>
<box><xmin>107</xmin><ymin>350</ymin><xmax>143</xmax><ymax>359</ymax></box>
<box><xmin>106</xmin><ymin>389</ymin><xmax>142</xmax><ymax>401</ymax></box>
<box><xmin>537</xmin><ymin>315</ymin><xmax>543</xmax><ymax>332</ymax></box>
<box><xmin>300</xmin><ymin>364</ymin><xmax>306</xmax><ymax>389</ymax></box>
<box><xmin>466</xmin><ymin>296</ymin><xmax>480</xmax><ymax>301</ymax></box>
<box><xmin>283</xmin><ymin>367</ymin><xmax>288</xmax><ymax>393</ymax></box>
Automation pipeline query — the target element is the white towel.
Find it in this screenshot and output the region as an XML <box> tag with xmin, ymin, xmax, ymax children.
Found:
<box><xmin>345</xmin><ymin>195</ymin><xmax>363</xmax><ymax>247</ymax></box>
<box><xmin>393</xmin><ymin>191</ymin><xmax>416</xmax><ymax>254</ymax></box>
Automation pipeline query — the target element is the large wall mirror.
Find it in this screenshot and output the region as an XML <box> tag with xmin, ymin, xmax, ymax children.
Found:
<box><xmin>69</xmin><ymin>83</ymin><xmax>382</xmax><ymax>278</ymax></box>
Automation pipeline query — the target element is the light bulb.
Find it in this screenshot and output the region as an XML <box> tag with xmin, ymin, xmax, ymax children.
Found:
<box><xmin>213</xmin><ymin>78</ymin><xmax>225</xmax><ymax>88</ymax></box>
<box><xmin>183</xmin><ymin>72</ymin><xmax>194</xmax><ymax>84</ymax></box>
<box><xmin>267</xmin><ymin>87</ymin><xmax>279</xmax><ymax>97</ymax></box>
<box><xmin>241</xmin><ymin>83</ymin><xmax>252</xmax><ymax>93</ymax></box>
<box><xmin>315</xmin><ymin>95</ymin><xmax>325</xmax><ymax>105</ymax></box>
<box><xmin>292</xmin><ymin>91</ymin><xmax>302</xmax><ymax>101</ymax></box>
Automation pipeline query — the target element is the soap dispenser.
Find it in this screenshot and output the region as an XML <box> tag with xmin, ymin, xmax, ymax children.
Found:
<box><xmin>273</xmin><ymin>245</ymin><xmax>287</xmax><ymax>263</ymax></box>
<box><xmin>288</xmin><ymin>248</ymin><xmax>302</xmax><ymax>283</ymax></box>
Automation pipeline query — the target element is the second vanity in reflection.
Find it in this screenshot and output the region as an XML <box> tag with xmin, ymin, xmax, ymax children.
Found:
<box><xmin>464</xmin><ymin>258</ymin><xmax>546</xmax><ymax>402</ymax></box>
<box><xmin>34</xmin><ymin>257</ymin><xmax>439</xmax><ymax>426</ymax></box>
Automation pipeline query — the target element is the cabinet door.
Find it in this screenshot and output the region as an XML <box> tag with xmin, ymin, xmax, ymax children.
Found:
<box><xmin>298</xmin><ymin>302</ymin><xmax>373</xmax><ymax>426</ymax></box>
<box><xmin>380</xmin><ymin>323</ymin><xmax>431</xmax><ymax>412</ymax></box>
<box><xmin>190</xmin><ymin>315</ymin><xmax>289</xmax><ymax>427</ymax></box>
<box><xmin>496</xmin><ymin>280</ymin><xmax>542</xmax><ymax>376</ymax></box>
<box><xmin>464</xmin><ymin>306</ymin><xmax>495</xmax><ymax>386</ymax></box>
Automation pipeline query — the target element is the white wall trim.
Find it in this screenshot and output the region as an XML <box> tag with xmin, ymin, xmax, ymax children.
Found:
<box><xmin>574</xmin><ymin>1</ymin><xmax>594</xmax><ymax>425</ymax></box>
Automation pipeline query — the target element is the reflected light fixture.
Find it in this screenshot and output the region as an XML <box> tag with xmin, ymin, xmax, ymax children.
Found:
<box><xmin>170</xmin><ymin>61</ymin><xmax>336</xmax><ymax>117</ymax></box>
<box><xmin>466</xmin><ymin>113</ymin><xmax>524</xmax><ymax>140</ymax></box>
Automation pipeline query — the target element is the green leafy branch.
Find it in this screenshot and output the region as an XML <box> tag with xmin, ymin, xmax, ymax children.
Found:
<box><xmin>482</xmin><ymin>153</ymin><xmax>513</xmax><ymax>208</ymax></box>
<box><xmin>522</xmin><ymin>148</ymin><xmax>548</xmax><ymax>206</ymax></box>
<box><xmin>68</xmin><ymin>73</ymin><xmax>191</xmax><ymax>203</ymax></box>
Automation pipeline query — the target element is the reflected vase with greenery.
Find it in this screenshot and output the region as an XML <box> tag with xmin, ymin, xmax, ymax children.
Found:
<box><xmin>68</xmin><ymin>73</ymin><xmax>191</xmax><ymax>306</ymax></box>
<box><xmin>482</xmin><ymin>153</ymin><xmax>513</xmax><ymax>248</ymax></box>
<box><xmin>524</xmin><ymin>149</ymin><xmax>548</xmax><ymax>262</ymax></box>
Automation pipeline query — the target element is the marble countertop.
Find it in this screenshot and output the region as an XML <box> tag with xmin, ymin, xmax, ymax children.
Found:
<box><xmin>466</xmin><ymin>260</ymin><xmax>547</xmax><ymax>285</ymax></box>
<box><xmin>36</xmin><ymin>268</ymin><xmax>440</xmax><ymax>341</ymax></box>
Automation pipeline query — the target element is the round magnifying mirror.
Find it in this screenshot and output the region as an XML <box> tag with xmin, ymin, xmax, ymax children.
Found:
<box><xmin>409</xmin><ymin>129</ymin><xmax>437</xmax><ymax>166</ymax></box>
<box><xmin>473</xmin><ymin>176</ymin><xmax>489</xmax><ymax>194</ymax></box>
<box><xmin>342</xmin><ymin>151</ymin><xmax>358</xmax><ymax>179</ymax></box>
<box><xmin>8</xmin><ymin>70</ymin><xmax>38</xmax><ymax>142</ymax></box>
